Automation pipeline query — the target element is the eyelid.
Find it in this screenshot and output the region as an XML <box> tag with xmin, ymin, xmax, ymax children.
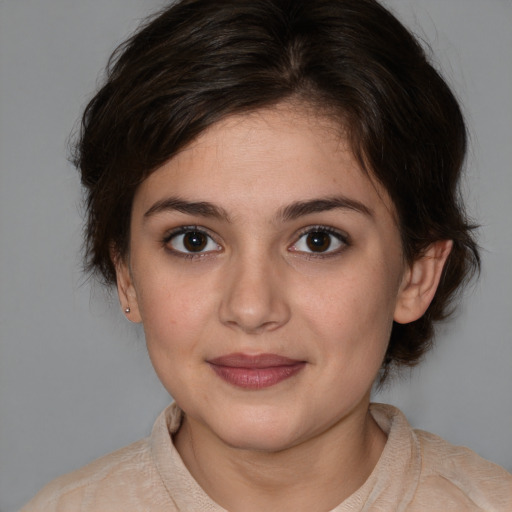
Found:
<box><xmin>162</xmin><ymin>225</ymin><xmax>222</xmax><ymax>258</ymax></box>
<box><xmin>288</xmin><ymin>225</ymin><xmax>350</xmax><ymax>256</ymax></box>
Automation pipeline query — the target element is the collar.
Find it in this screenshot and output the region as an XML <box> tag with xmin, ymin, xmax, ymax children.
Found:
<box><xmin>150</xmin><ymin>402</ymin><xmax>421</xmax><ymax>512</ymax></box>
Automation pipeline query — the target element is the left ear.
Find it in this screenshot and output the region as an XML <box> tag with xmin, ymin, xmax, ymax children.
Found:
<box><xmin>394</xmin><ymin>240</ymin><xmax>453</xmax><ymax>324</ymax></box>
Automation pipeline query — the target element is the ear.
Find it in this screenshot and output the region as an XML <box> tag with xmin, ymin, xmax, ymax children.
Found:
<box><xmin>394</xmin><ymin>240</ymin><xmax>453</xmax><ymax>324</ymax></box>
<box><xmin>111</xmin><ymin>247</ymin><xmax>142</xmax><ymax>323</ymax></box>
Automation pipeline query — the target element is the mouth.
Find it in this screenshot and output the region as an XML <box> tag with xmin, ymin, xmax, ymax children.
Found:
<box><xmin>207</xmin><ymin>353</ymin><xmax>306</xmax><ymax>390</ymax></box>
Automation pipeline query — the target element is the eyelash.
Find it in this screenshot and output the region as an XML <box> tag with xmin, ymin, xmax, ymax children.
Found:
<box><xmin>289</xmin><ymin>226</ymin><xmax>350</xmax><ymax>259</ymax></box>
<box><xmin>161</xmin><ymin>225</ymin><xmax>350</xmax><ymax>260</ymax></box>
<box><xmin>162</xmin><ymin>226</ymin><xmax>221</xmax><ymax>260</ymax></box>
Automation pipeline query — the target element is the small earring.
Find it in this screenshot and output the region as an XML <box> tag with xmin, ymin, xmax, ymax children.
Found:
<box><xmin>124</xmin><ymin>307</ymin><xmax>131</xmax><ymax>314</ymax></box>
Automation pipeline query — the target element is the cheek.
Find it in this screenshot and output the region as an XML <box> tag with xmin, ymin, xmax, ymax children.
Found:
<box><xmin>135</xmin><ymin>267</ymin><xmax>219</xmax><ymax>357</ymax></box>
<box><xmin>136</xmin><ymin>280</ymin><xmax>207</xmax><ymax>394</ymax></box>
<box><xmin>295</xmin><ymin>262</ymin><xmax>399</xmax><ymax>360</ymax></box>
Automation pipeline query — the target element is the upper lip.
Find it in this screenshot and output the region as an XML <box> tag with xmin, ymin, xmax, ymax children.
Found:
<box><xmin>207</xmin><ymin>353</ymin><xmax>304</xmax><ymax>368</ymax></box>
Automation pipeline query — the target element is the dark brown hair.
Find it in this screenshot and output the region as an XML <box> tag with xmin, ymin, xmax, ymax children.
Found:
<box><xmin>74</xmin><ymin>0</ymin><xmax>479</xmax><ymax>377</ymax></box>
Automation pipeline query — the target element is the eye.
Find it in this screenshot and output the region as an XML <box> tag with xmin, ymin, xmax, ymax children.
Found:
<box><xmin>164</xmin><ymin>228</ymin><xmax>221</xmax><ymax>255</ymax></box>
<box><xmin>290</xmin><ymin>227</ymin><xmax>348</xmax><ymax>255</ymax></box>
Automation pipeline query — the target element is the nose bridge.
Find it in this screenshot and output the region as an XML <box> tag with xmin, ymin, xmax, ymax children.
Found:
<box><xmin>219</xmin><ymin>245</ymin><xmax>290</xmax><ymax>333</ymax></box>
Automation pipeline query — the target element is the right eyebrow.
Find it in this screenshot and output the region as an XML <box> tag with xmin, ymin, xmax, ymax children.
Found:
<box><xmin>144</xmin><ymin>197</ymin><xmax>230</xmax><ymax>222</ymax></box>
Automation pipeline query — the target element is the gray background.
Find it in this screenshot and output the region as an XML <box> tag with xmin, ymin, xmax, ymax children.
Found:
<box><xmin>1</xmin><ymin>1</ymin><xmax>511</xmax><ymax>510</ymax></box>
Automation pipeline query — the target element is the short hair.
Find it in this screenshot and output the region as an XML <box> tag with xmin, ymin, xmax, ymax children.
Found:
<box><xmin>74</xmin><ymin>0</ymin><xmax>479</xmax><ymax>379</ymax></box>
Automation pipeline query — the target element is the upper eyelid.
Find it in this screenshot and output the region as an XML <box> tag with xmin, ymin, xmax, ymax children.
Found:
<box><xmin>294</xmin><ymin>225</ymin><xmax>349</xmax><ymax>242</ymax></box>
<box><xmin>163</xmin><ymin>225</ymin><xmax>217</xmax><ymax>242</ymax></box>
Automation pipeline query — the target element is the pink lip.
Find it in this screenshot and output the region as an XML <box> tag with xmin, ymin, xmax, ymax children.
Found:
<box><xmin>207</xmin><ymin>353</ymin><xmax>306</xmax><ymax>389</ymax></box>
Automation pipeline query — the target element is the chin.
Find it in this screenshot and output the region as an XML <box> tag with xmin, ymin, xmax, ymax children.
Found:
<box><xmin>220</xmin><ymin>427</ymin><xmax>301</xmax><ymax>453</ymax></box>
<box><xmin>209</xmin><ymin>405</ymin><xmax>310</xmax><ymax>453</ymax></box>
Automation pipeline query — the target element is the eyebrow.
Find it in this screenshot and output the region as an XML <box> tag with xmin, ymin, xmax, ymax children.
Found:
<box><xmin>144</xmin><ymin>195</ymin><xmax>373</xmax><ymax>223</ymax></box>
<box><xmin>144</xmin><ymin>197</ymin><xmax>230</xmax><ymax>221</ymax></box>
<box><xmin>278</xmin><ymin>196</ymin><xmax>373</xmax><ymax>222</ymax></box>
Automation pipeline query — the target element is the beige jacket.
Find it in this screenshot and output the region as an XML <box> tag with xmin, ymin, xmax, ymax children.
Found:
<box><xmin>22</xmin><ymin>403</ymin><xmax>512</xmax><ymax>511</ymax></box>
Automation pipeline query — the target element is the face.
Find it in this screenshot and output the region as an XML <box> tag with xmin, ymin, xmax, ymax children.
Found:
<box><xmin>118</xmin><ymin>106</ymin><xmax>416</xmax><ymax>452</ymax></box>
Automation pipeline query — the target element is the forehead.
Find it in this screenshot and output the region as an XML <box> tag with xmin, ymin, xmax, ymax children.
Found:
<box><xmin>133</xmin><ymin>106</ymin><xmax>396</xmax><ymax>222</ymax></box>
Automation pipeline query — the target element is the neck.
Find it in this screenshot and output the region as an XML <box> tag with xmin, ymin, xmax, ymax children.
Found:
<box><xmin>174</xmin><ymin>400</ymin><xmax>387</xmax><ymax>512</ymax></box>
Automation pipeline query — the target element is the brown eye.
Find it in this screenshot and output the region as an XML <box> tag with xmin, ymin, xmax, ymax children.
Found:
<box><xmin>183</xmin><ymin>231</ymin><xmax>207</xmax><ymax>252</ymax></box>
<box><xmin>290</xmin><ymin>228</ymin><xmax>347</xmax><ymax>255</ymax></box>
<box><xmin>167</xmin><ymin>229</ymin><xmax>220</xmax><ymax>255</ymax></box>
<box><xmin>306</xmin><ymin>232</ymin><xmax>331</xmax><ymax>252</ymax></box>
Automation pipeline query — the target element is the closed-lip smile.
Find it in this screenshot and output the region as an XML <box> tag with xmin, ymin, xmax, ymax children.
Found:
<box><xmin>207</xmin><ymin>353</ymin><xmax>306</xmax><ymax>389</ymax></box>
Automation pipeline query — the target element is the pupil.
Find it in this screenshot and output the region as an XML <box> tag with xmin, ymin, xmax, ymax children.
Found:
<box><xmin>306</xmin><ymin>232</ymin><xmax>331</xmax><ymax>252</ymax></box>
<box><xmin>184</xmin><ymin>232</ymin><xmax>207</xmax><ymax>252</ymax></box>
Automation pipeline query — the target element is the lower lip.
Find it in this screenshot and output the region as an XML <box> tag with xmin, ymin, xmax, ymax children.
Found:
<box><xmin>209</xmin><ymin>363</ymin><xmax>306</xmax><ymax>389</ymax></box>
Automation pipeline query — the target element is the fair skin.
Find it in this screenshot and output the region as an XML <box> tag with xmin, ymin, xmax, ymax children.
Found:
<box><xmin>115</xmin><ymin>105</ymin><xmax>451</xmax><ymax>512</ymax></box>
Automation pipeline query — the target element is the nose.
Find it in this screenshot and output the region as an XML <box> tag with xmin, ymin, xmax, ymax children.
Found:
<box><xmin>219</xmin><ymin>253</ymin><xmax>291</xmax><ymax>334</ymax></box>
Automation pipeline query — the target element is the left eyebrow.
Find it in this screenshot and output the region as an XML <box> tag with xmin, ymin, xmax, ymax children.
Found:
<box><xmin>278</xmin><ymin>196</ymin><xmax>373</xmax><ymax>222</ymax></box>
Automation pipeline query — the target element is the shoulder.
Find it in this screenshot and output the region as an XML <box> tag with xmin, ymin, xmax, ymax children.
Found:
<box><xmin>369</xmin><ymin>403</ymin><xmax>512</xmax><ymax>511</ymax></box>
<box><xmin>21</xmin><ymin>404</ymin><xmax>184</xmax><ymax>512</ymax></box>
<box><xmin>20</xmin><ymin>438</ymin><xmax>167</xmax><ymax>511</ymax></box>
<box><xmin>412</xmin><ymin>428</ymin><xmax>512</xmax><ymax>511</ymax></box>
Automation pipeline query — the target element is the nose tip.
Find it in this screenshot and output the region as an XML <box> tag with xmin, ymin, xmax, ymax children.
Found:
<box><xmin>224</xmin><ymin>307</ymin><xmax>283</xmax><ymax>334</ymax></box>
<box><xmin>219</xmin><ymin>262</ymin><xmax>291</xmax><ymax>334</ymax></box>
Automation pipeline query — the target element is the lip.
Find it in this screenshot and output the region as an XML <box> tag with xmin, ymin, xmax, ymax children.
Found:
<box><xmin>207</xmin><ymin>353</ymin><xmax>306</xmax><ymax>390</ymax></box>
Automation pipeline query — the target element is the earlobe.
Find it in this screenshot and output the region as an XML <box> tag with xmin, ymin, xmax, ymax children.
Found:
<box><xmin>393</xmin><ymin>240</ymin><xmax>453</xmax><ymax>324</ymax></box>
<box><xmin>111</xmin><ymin>247</ymin><xmax>143</xmax><ymax>323</ymax></box>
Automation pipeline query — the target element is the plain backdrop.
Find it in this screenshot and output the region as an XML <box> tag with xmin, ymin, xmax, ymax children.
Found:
<box><xmin>1</xmin><ymin>1</ymin><xmax>511</xmax><ymax>510</ymax></box>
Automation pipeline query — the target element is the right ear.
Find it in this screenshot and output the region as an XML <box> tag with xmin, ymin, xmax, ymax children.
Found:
<box><xmin>110</xmin><ymin>246</ymin><xmax>142</xmax><ymax>323</ymax></box>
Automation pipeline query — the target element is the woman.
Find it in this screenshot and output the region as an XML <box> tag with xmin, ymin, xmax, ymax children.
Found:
<box><xmin>22</xmin><ymin>0</ymin><xmax>512</xmax><ymax>510</ymax></box>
